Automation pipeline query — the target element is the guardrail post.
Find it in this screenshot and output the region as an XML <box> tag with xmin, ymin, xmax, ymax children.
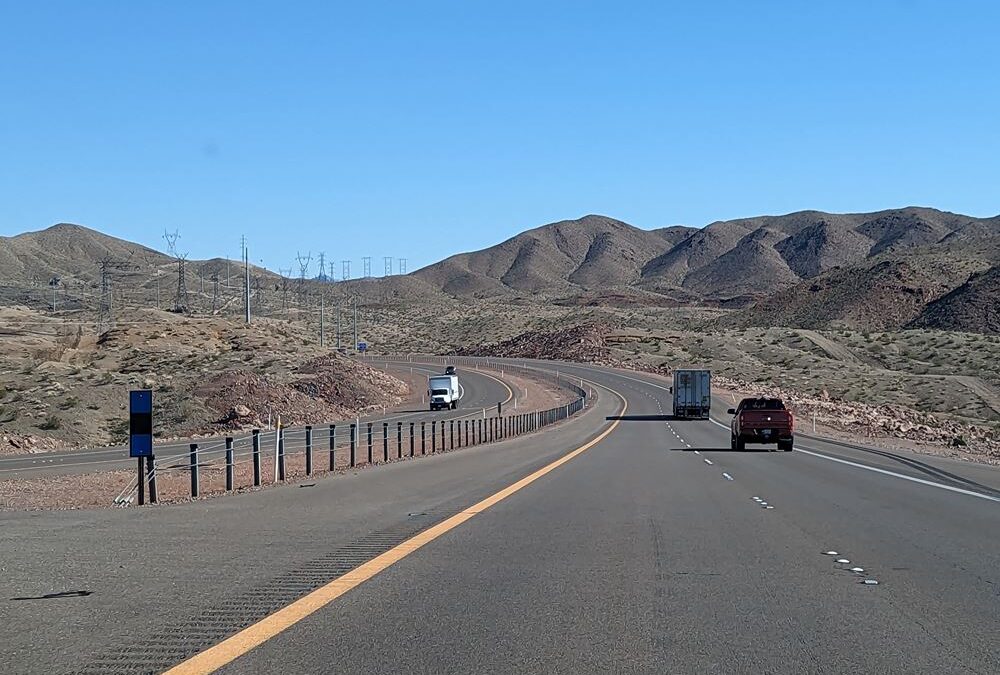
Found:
<box><xmin>252</xmin><ymin>429</ymin><xmax>261</xmax><ymax>487</ymax></box>
<box><xmin>450</xmin><ymin>419</ymin><xmax>455</xmax><ymax>449</ymax></box>
<box><xmin>397</xmin><ymin>421</ymin><xmax>403</xmax><ymax>459</ymax></box>
<box><xmin>329</xmin><ymin>424</ymin><xmax>336</xmax><ymax>471</ymax></box>
<box><xmin>383</xmin><ymin>422</ymin><xmax>389</xmax><ymax>462</ymax></box>
<box><xmin>441</xmin><ymin>420</ymin><xmax>445</xmax><ymax>449</ymax></box>
<box><xmin>464</xmin><ymin>419</ymin><xmax>469</xmax><ymax>446</ymax></box>
<box><xmin>305</xmin><ymin>426</ymin><xmax>313</xmax><ymax>476</ymax></box>
<box><xmin>410</xmin><ymin>422</ymin><xmax>415</xmax><ymax>457</ymax></box>
<box><xmin>189</xmin><ymin>443</ymin><xmax>199</xmax><ymax>498</ymax></box>
<box><xmin>421</xmin><ymin>422</ymin><xmax>426</xmax><ymax>455</ymax></box>
<box><xmin>146</xmin><ymin>456</ymin><xmax>157</xmax><ymax>504</ymax></box>
<box><xmin>225</xmin><ymin>436</ymin><xmax>234</xmax><ymax>491</ymax></box>
<box><xmin>350</xmin><ymin>424</ymin><xmax>357</xmax><ymax>467</ymax></box>
<box><xmin>432</xmin><ymin>421</ymin><xmax>437</xmax><ymax>453</ymax></box>
<box><xmin>278</xmin><ymin>430</ymin><xmax>286</xmax><ymax>481</ymax></box>
<box><xmin>367</xmin><ymin>422</ymin><xmax>373</xmax><ymax>464</ymax></box>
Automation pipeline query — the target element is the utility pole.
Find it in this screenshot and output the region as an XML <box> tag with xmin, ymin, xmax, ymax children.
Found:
<box><xmin>296</xmin><ymin>251</ymin><xmax>312</xmax><ymax>307</ymax></box>
<box><xmin>362</xmin><ymin>256</ymin><xmax>372</xmax><ymax>278</ymax></box>
<box><xmin>279</xmin><ymin>268</ymin><xmax>291</xmax><ymax>314</ymax></box>
<box><xmin>211</xmin><ymin>273</ymin><xmax>220</xmax><ymax>313</ymax></box>
<box><xmin>320</xmin><ymin>294</ymin><xmax>325</xmax><ymax>347</ymax></box>
<box><xmin>341</xmin><ymin>260</ymin><xmax>350</xmax><ymax>281</ymax></box>
<box><xmin>96</xmin><ymin>256</ymin><xmax>137</xmax><ymax>333</ymax></box>
<box><xmin>399</xmin><ymin>258</ymin><xmax>407</xmax><ymax>275</ymax></box>
<box><xmin>383</xmin><ymin>256</ymin><xmax>392</xmax><ymax>276</ymax></box>
<box><xmin>353</xmin><ymin>296</ymin><xmax>358</xmax><ymax>352</ymax></box>
<box><xmin>242</xmin><ymin>236</ymin><xmax>251</xmax><ymax>324</ymax></box>
<box><xmin>328</xmin><ymin>261</ymin><xmax>336</xmax><ymax>281</ymax></box>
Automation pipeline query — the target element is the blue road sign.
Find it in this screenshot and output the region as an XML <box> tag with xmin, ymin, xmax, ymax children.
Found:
<box><xmin>358</xmin><ymin>342</ymin><xmax>367</xmax><ymax>352</ymax></box>
<box><xmin>129</xmin><ymin>390</ymin><xmax>153</xmax><ymax>457</ymax></box>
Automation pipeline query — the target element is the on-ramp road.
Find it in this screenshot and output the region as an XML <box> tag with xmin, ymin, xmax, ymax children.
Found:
<box><xmin>0</xmin><ymin>358</ymin><xmax>996</xmax><ymax>674</ymax></box>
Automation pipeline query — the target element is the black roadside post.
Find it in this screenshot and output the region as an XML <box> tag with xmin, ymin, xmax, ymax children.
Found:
<box><xmin>225</xmin><ymin>436</ymin><xmax>234</xmax><ymax>491</ymax></box>
<box><xmin>329</xmin><ymin>424</ymin><xmax>336</xmax><ymax>471</ymax></box>
<box><xmin>189</xmin><ymin>443</ymin><xmax>199</xmax><ymax>498</ymax></box>
<box><xmin>146</xmin><ymin>456</ymin><xmax>157</xmax><ymax>504</ymax></box>
<box><xmin>498</xmin><ymin>400</ymin><xmax>503</xmax><ymax>416</ymax></box>
<box><xmin>382</xmin><ymin>422</ymin><xmax>389</xmax><ymax>462</ymax></box>
<box><xmin>440</xmin><ymin>420</ymin><xmax>445</xmax><ymax>449</ymax></box>
<box><xmin>432</xmin><ymin>421</ymin><xmax>437</xmax><ymax>453</ymax></box>
<box><xmin>350</xmin><ymin>424</ymin><xmax>357</xmax><ymax>467</ymax></box>
<box><xmin>278</xmin><ymin>429</ymin><xmax>286</xmax><ymax>481</ymax></box>
<box><xmin>450</xmin><ymin>420</ymin><xmax>454</xmax><ymax>449</ymax></box>
<box><xmin>367</xmin><ymin>422</ymin><xmax>373</xmax><ymax>464</ymax></box>
<box><xmin>421</xmin><ymin>422</ymin><xmax>426</xmax><ymax>455</ymax></box>
<box><xmin>305</xmin><ymin>426</ymin><xmax>313</xmax><ymax>476</ymax></box>
<box><xmin>410</xmin><ymin>422</ymin><xmax>415</xmax><ymax>457</ymax></box>
<box><xmin>397</xmin><ymin>421</ymin><xmax>402</xmax><ymax>459</ymax></box>
<box><xmin>252</xmin><ymin>429</ymin><xmax>261</xmax><ymax>487</ymax></box>
<box><xmin>137</xmin><ymin>456</ymin><xmax>145</xmax><ymax>506</ymax></box>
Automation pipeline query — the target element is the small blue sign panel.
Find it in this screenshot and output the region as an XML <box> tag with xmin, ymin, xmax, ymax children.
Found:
<box><xmin>357</xmin><ymin>342</ymin><xmax>367</xmax><ymax>352</ymax></box>
<box><xmin>129</xmin><ymin>389</ymin><xmax>154</xmax><ymax>457</ymax></box>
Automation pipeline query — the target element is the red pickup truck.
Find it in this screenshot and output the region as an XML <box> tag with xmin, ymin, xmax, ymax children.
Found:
<box><xmin>729</xmin><ymin>398</ymin><xmax>794</xmax><ymax>451</ymax></box>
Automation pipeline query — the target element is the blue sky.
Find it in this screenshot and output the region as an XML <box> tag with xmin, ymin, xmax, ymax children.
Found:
<box><xmin>1</xmin><ymin>1</ymin><xmax>998</xmax><ymax>273</ymax></box>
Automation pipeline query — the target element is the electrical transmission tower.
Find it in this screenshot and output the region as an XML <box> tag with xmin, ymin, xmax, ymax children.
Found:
<box><xmin>362</xmin><ymin>256</ymin><xmax>372</xmax><ymax>278</ymax></box>
<box><xmin>279</xmin><ymin>268</ymin><xmax>292</xmax><ymax>313</ymax></box>
<box><xmin>341</xmin><ymin>260</ymin><xmax>350</xmax><ymax>281</ymax></box>
<box><xmin>383</xmin><ymin>256</ymin><xmax>392</xmax><ymax>276</ymax></box>
<box><xmin>96</xmin><ymin>256</ymin><xmax>138</xmax><ymax>334</ymax></box>
<box><xmin>296</xmin><ymin>252</ymin><xmax>311</xmax><ymax>305</ymax></box>
<box><xmin>399</xmin><ymin>258</ymin><xmax>407</xmax><ymax>274</ymax></box>
<box><xmin>328</xmin><ymin>261</ymin><xmax>336</xmax><ymax>281</ymax></box>
<box><xmin>316</xmin><ymin>252</ymin><xmax>327</xmax><ymax>281</ymax></box>
<box><xmin>163</xmin><ymin>229</ymin><xmax>190</xmax><ymax>313</ymax></box>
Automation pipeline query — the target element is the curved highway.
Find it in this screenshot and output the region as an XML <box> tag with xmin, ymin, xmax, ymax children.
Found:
<box><xmin>0</xmin><ymin>358</ymin><xmax>997</xmax><ymax>674</ymax></box>
<box><xmin>0</xmin><ymin>361</ymin><xmax>512</xmax><ymax>479</ymax></box>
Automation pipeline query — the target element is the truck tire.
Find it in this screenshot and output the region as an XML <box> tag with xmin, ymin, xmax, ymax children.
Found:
<box><xmin>451</xmin><ymin>401</ymin><xmax>457</xmax><ymax>410</ymax></box>
<box><xmin>779</xmin><ymin>438</ymin><xmax>794</xmax><ymax>452</ymax></box>
<box><xmin>730</xmin><ymin>434</ymin><xmax>737</xmax><ymax>450</ymax></box>
<box><xmin>736</xmin><ymin>436</ymin><xmax>746</xmax><ymax>451</ymax></box>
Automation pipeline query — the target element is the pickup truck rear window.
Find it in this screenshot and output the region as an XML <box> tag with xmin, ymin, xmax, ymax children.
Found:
<box><xmin>740</xmin><ymin>398</ymin><xmax>786</xmax><ymax>410</ymax></box>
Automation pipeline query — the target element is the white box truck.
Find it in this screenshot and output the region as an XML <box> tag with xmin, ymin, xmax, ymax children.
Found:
<box><xmin>672</xmin><ymin>369</ymin><xmax>711</xmax><ymax>419</ymax></box>
<box><xmin>428</xmin><ymin>374</ymin><xmax>462</xmax><ymax>411</ymax></box>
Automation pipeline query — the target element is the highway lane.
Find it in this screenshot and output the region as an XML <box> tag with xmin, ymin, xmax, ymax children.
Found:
<box><xmin>212</xmin><ymin>361</ymin><xmax>999</xmax><ymax>674</ymax></box>
<box><xmin>0</xmin><ymin>358</ymin><xmax>997</xmax><ymax>673</ymax></box>
<box><xmin>0</xmin><ymin>361</ymin><xmax>512</xmax><ymax>479</ymax></box>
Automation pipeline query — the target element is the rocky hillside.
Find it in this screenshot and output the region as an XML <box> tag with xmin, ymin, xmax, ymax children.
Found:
<box><xmin>908</xmin><ymin>265</ymin><xmax>1000</xmax><ymax>334</ymax></box>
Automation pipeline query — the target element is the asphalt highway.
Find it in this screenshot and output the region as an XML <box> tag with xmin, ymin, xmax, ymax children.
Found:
<box><xmin>0</xmin><ymin>362</ymin><xmax>511</xmax><ymax>479</ymax></box>
<box><xmin>0</xmin><ymin>358</ymin><xmax>996</xmax><ymax>674</ymax></box>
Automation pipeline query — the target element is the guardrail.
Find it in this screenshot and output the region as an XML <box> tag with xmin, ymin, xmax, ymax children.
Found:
<box><xmin>119</xmin><ymin>356</ymin><xmax>590</xmax><ymax>505</ymax></box>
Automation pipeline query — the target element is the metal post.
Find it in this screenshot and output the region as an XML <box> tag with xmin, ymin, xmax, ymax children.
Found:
<box><xmin>383</xmin><ymin>422</ymin><xmax>389</xmax><ymax>462</ymax></box>
<box><xmin>367</xmin><ymin>422</ymin><xmax>373</xmax><ymax>464</ymax></box>
<box><xmin>397</xmin><ymin>421</ymin><xmax>402</xmax><ymax>459</ymax></box>
<box><xmin>329</xmin><ymin>424</ymin><xmax>336</xmax><ymax>470</ymax></box>
<box><xmin>440</xmin><ymin>420</ymin><xmax>445</xmax><ymax>449</ymax></box>
<box><xmin>450</xmin><ymin>419</ymin><xmax>455</xmax><ymax>449</ymax></box>
<box><xmin>410</xmin><ymin>422</ymin><xmax>415</xmax><ymax>457</ymax></box>
<box><xmin>190</xmin><ymin>443</ymin><xmax>199</xmax><ymax>498</ymax></box>
<box><xmin>278</xmin><ymin>431</ymin><xmax>286</xmax><ymax>481</ymax></box>
<box><xmin>146</xmin><ymin>456</ymin><xmax>157</xmax><ymax>503</ymax></box>
<box><xmin>350</xmin><ymin>424</ymin><xmax>357</xmax><ymax>467</ymax></box>
<box><xmin>305</xmin><ymin>426</ymin><xmax>313</xmax><ymax>476</ymax></box>
<box><xmin>465</xmin><ymin>419</ymin><xmax>469</xmax><ymax>446</ymax></box>
<box><xmin>137</xmin><ymin>456</ymin><xmax>145</xmax><ymax>506</ymax></box>
<box><xmin>421</xmin><ymin>422</ymin><xmax>426</xmax><ymax>455</ymax></box>
<box><xmin>252</xmin><ymin>429</ymin><xmax>261</xmax><ymax>486</ymax></box>
<box><xmin>225</xmin><ymin>437</ymin><xmax>234</xmax><ymax>491</ymax></box>
<box><xmin>320</xmin><ymin>296</ymin><xmax>325</xmax><ymax>347</ymax></box>
<box><xmin>432</xmin><ymin>421</ymin><xmax>437</xmax><ymax>453</ymax></box>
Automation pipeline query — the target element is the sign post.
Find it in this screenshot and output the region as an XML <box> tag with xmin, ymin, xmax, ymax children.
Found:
<box><xmin>129</xmin><ymin>390</ymin><xmax>154</xmax><ymax>505</ymax></box>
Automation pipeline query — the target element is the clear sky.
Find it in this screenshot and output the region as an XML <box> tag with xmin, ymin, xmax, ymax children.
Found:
<box><xmin>1</xmin><ymin>1</ymin><xmax>998</xmax><ymax>273</ymax></box>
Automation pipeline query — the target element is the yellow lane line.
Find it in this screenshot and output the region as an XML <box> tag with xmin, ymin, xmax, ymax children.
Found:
<box><xmin>162</xmin><ymin>385</ymin><xmax>627</xmax><ymax>675</ymax></box>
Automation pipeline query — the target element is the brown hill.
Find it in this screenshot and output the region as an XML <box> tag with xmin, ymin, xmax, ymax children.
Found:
<box><xmin>908</xmin><ymin>265</ymin><xmax>1000</xmax><ymax>334</ymax></box>
<box><xmin>724</xmin><ymin>247</ymin><xmax>995</xmax><ymax>331</ymax></box>
<box><xmin>412</xmin><ymin>215</ymin><xmax>692</xmax><ymax>297</ymax></box>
